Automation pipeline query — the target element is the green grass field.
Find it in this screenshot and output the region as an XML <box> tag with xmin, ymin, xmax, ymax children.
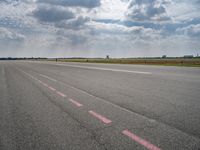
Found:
<box><xmin>49</xmin><ymin>58</ymin><xmax>200</xmax><ymax>67</ymax></box>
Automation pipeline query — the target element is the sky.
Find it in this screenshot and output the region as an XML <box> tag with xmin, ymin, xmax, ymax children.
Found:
<box><xmin>0</xmin><ymin>0</ymin><xmax>200</xmax><ymax>58</ymax></box>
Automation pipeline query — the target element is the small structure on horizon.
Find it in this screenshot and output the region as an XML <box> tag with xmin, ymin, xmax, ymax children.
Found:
<box><xmin>162</xmin><ymin>55</ymin><xmax>167</xmax><ymax>58</ymax></box>
<box><xmin>106</xmin><ymin>55</ymin><xmax>110</xmax><ymax>59</ymax></box>
<box><xmin>184</xmin><ymin>55</ymin><xmax>193</xmax><ymax>58</ymax></box>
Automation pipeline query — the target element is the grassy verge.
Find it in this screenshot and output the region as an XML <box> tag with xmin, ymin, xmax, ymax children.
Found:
<box><xmin>48</xmin><ymin>58</ymin><xmax>200</xmax><ymax>67</ymax></box>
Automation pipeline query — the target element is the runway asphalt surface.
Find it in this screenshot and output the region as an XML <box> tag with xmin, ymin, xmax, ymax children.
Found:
<box><xmin>0</xmin><ymin>61</ymin><xmax>200</xmax><ymax>150</ymax></box>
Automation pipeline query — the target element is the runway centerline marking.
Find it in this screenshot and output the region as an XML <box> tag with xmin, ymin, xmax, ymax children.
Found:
<box><xmin>122</xmin><ymin>130</ymin><xmax>160</xmax><ymax>150</ymax></box>
<box><xmin>89</xmin><ymin>110</ymin><xmax>112</xmax><ymax>124</ymax></box>
<box><xmin>69</xmin><ymin>98</ymin><xmax>83</xmax><ymax>107</ymax></box>
<box><xmin>56</xmin><ymin>64</ymin><xmax>152</xmax><ymax>75</ymax></box>
<box><xmin>56</xmin><ymin>91</ymin><xmax>67</xmax><ymax>97</ymax></box>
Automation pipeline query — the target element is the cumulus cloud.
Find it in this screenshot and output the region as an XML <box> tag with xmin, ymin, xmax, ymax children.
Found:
<box><xmin>37</xmin><ymin>0</ymin><xmax>101</xmax><ymax>8</ymax></box>
<box><xmin>126</xmin><ymin>0</ymin><xmax>171</xmax><ymax>22</ymax></box>
<box><xmin>56</xmin><ymin>28</ymin><xmax>91</xmax><ymax>47</ymax></box>
<box><xmin>0</xmin><ymin>0</ymin><xmax>19</xmax><ymax>4</ymax></box>
<box><xmin>88</xmin><ymin>21</ymin><xmax>161</xmax><ymax>44</ymax></box>
<box><xmin>0</xmin><ymin>27</ymin><xmax>25</xmax><ymax>53</ymax></box>
<box><xmin>176</xmin><ymin>24</ymin><xmax>200</xmax><ymax>37</ymax></box>
<box><xmin>0</xmin><ymin>0</ymin><xmax>200</xmax><ymax>57</ymax></box>
<box><xmin>33</xmin><ymin>5</ymin><xmax>75</xmax><ymax>22</ymax></box>
<box><xmin>0</xmin><ymin>27</ymin><xmax>25</xmax><ymax>41</ymax></box>
<box><xmin>55</xmin><ymin>16</ymin><xmax>90</xmax><ymax>30</ymax></box>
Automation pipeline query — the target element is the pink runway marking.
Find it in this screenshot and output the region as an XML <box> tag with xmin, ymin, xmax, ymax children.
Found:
<box><xmin>69</xmin><ymin>98</ymin><xmax>83</xmax><ymax>107</ymax></box>
<box><xmin>38</xmin><ymin>80</ymin><xmax>43</xmax><ymax>84</ymax></box>
<box><xmin>42</xmin><ymin>83</ymin><xmax>48</xmax><ymax>87</ymax></box>
<box><xmin>88</xmin><ymin>110</ymin><xmax>112</xmax><ymax>124</ymax></box>
<box><xmin>122</xmin><ymin>130</ymin><xmax>161</xmax><ymax>150</ymax></box>
<box><xmin>48</xmin><ymin>86</ymin><xmax>56</xmax><ymax>91</ymax></box>
<box><xmin>56</xmin><ymin>91</ymin><xmax>67</xmax><ymax>97</ymax></box>
<box><xmin>35</xmin><ymin>79</ymin><xmax>40</xmax><ymax>82</ymax></box>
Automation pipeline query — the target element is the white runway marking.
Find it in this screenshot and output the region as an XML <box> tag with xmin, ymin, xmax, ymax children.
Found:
<box><xmin>55</xmin><ymin>64</ymin><xmax>152</xmax><ymax>75</ymax></box>
<box><xmin>39</xmin><ymin>74</ymin><xmax>57</xmax><ymax>82</ymax></box>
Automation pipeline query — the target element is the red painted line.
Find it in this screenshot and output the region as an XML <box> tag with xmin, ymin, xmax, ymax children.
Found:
<box><xmin>88</xmin><ymin>110</ymin><xmax>112</xmax><ymax>124</ymax></box>
<box><xmin>48</xmin><ymin>86</ymin><xmax>56</xmax><ymax>91</ymax></box>
<box><xmin>122</xmin><ymin>130</ymin><xmax>161</xmax><ymax>150</ymax></box>
<box><xmin>56</xmin><ymin>91</ymin><xmax>67</xmax><ymax>97</ymax></box>
<box><xmin>69</xmin><ymin>98</ymin><xmax>83</xmax><ymax>107</ymax></box>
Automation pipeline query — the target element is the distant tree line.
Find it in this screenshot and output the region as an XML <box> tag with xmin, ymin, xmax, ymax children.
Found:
<box><xmin>0</xmin><ymin>57</ymin><xmax>47</xmax><ymax>60</ymax></box>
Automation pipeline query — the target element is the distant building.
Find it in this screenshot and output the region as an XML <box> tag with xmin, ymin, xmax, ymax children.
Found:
<box><xmin>183</xmin><ymin>55</ymin><xmax>193</xmax><ymax>58</ymax></box>
<box><xmin>106</xmin><ymin>55</ymin><xmax>110</xmax><ymax>59</ymax></box>
<box><xmin>162</xmin><ymin>55</ymin><xmax>167</xmax><ymax>58</ymax></box>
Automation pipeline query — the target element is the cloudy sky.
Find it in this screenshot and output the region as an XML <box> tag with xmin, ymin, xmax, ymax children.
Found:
<box><xmin>0</xmin><ymin>0</ymin><xmax>200</xmax><ymax>57</ymax></box>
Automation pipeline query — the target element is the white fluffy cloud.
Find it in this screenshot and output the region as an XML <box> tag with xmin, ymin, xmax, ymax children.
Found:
<box><xmin>177</xmin><ymin>24</ymin><xmax>200</xmax><ymax>37</ymax></box>
<box><xmin>0</xmin><ymin>27</ymin><xmax>25</xmax><ymax>41</ymax></box>
<box><xmin>55</xmin><ymin>16</ymin><xmax>90</xmax><ymax>30</ymax></box>
<box><xmin>0</xmin><ymin>0</ymin><xmax>200</xmax><ymax>57</ymax></box>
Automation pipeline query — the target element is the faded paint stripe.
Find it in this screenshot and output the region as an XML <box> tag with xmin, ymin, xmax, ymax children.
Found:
<box><xmin>42</xmin><ymin>83</ymin><xmax>48</xmax><ymax>87</ymax></box>
<box><xmin>56</xmin><ymin>91</ymin><xmax>67</xmax><ymax>97</ymax></box>
<box><xmin>69</xmin><ymin>98</ymin><xmax>83</xmax><ymax>107</ymax></box>
<box><xmin>122</xmin><ymin>130</ymin><xmax>160</xmax><ymax>150</ymax></box>
<box><xmin>48</xmin><ymin>86</ymin><xmax>56</xmax><ymax>91</ymax></box>
<box><xmin>89</xmin><ymin>110</ymin><xmax>112</xmax><ymax>124</ymax></box>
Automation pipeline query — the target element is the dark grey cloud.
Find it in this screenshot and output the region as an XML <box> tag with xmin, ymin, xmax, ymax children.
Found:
<box><xmin>33</xmin><ymin>5</ymin><xmax>75</xmax><ymax>22</ymax></box>
<box><xmin>37</xmin><ymin>0</ymin><xmax>101</xmax><ymax>8</ymax></box>
<box><xmin>127</xmin><ymin>0</ymin><xmax>171</xmax><ymax>22</ymax></box>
